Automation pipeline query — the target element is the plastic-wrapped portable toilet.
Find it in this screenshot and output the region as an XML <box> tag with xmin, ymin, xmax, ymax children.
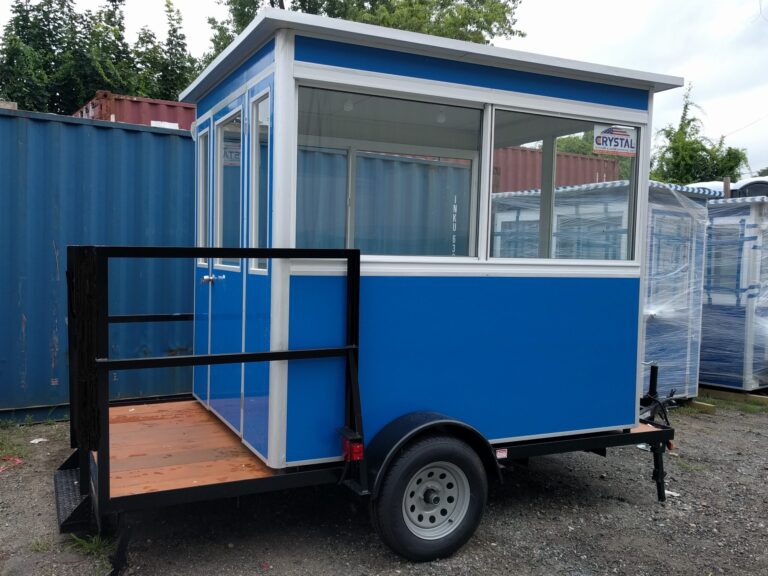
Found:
<box><xmin>700</xmin><ymin>196</ymin><xmax>768</xmax><ymax>391</ymax></box>
<box><xmin>492</xmin><ymin>180</ymin><xmax>718</xmax><ymax>398</ymax></box>
<box><xmin>643</xmin><ymin>183</ymin><xmax>718</xmax><ymax>399</ymax></box>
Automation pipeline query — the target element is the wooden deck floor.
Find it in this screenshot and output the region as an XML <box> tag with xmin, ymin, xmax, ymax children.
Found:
<box><xmin>108</xmin><ymin>400</ymin><xmax>273</xmax><ymax>498</ymax></box>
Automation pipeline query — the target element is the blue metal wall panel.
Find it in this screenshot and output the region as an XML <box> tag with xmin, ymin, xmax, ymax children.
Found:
<box><xmin>294</xmin><ymin>36</ymin><xmax>649</xmax><ymax>111</ymax></box>
<box><xmin>286</xmin><ymin>274</ymin><xmax>639</xmax><ymax>462</ymax></box>
<box><xmin>0</xmin><ymin>109</ymin><xmax>194</xmax><ymax>413</ymax></box>
<box><xmin>197</xmin><ymin>39</ymin><xmax>275</xmax><ymax>117</ymax></box>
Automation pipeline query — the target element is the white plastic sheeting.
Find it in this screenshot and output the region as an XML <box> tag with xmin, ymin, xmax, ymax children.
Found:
<box><xmin>700</xmin><ymin>196</ymin><xmax>768</xmax><ymax>391</ymax></box>
<box><xmin>643</xmin><ymin>187</ymin><xmax>709</xmax><ymax>399</ymax></box>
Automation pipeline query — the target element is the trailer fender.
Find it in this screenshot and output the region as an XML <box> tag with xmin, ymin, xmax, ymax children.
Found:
<box><xmin>367</xmin><ymin>412</ymin><xmax>502</xmax><ymax>498</ymax></box>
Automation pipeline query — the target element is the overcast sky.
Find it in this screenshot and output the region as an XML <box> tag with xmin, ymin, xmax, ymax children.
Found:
<box><xmin>1</xmin><ymin>0</ymin><xmax>766</xmax><ymax>176</ymax></box>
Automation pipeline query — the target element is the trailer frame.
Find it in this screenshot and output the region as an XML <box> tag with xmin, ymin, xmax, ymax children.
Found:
<box><xmin>56</xmin><ymin>244</ymin><xmax>674</xmax><ymax>567</ymax></box>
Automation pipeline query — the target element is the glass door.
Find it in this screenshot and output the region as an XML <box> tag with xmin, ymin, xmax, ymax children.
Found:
<box><xmin>208</xmin><ymin>107</ymin><xmax>245</xmax><ymax>433</ymax></box>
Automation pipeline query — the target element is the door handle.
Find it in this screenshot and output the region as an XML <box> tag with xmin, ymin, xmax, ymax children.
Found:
<box><xmin>201</xmin><ymin>274</ymin><xmax>226</xmax><ymax>284</ymax></box>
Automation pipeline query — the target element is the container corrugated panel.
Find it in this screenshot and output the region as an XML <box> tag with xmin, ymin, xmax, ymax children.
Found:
<box><xmin>0</xmin><ymin>108</ymin><xmax>194</xmax><ymax>414</ymax></box>
<box><xmin>493</xmin><ymin>147</ymin><xmax>619</xmax><ymax>192</ymax></box>
<box><xmin>73</xmin><ymin>91</ymin><xmax>196</xmax><ymax>131</ymax></box>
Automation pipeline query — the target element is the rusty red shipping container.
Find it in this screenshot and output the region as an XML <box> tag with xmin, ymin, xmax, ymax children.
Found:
<box><xmin>492</xmin><ymin>146</ymin><xmax>620</xmax><ymax>192</ymax></box>
<box><xmin>73</xmin><ymin>90</ymin><xmax>196</xmax><ymax>130</ymax></box>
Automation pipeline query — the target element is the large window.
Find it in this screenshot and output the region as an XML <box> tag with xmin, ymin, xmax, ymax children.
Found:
<box><xmin>296</xmin><ymin>87</ymin><xmax>482</xmax><ymax>256</ymax></box>
<box><xmin>215</xmin><ymin>110</ymin><xmax>242</xmax><ymax>267</ymax></box>
<box><xmin>491</xmin><ymin>109</ymin><xmax>638</xmax><ymax>260</ymax></box>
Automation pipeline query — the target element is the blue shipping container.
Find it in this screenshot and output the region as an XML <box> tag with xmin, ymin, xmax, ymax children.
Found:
<box><xmin>0</xmin><ymin>108</ymin><xmax>194</xmax><ymax>416</ymax></box>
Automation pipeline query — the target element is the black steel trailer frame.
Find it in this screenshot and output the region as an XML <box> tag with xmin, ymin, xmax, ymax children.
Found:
<box><xmin>55</xmin><ymin>245</ymin><xmax>674</xmax><ymax>571</ymax></box>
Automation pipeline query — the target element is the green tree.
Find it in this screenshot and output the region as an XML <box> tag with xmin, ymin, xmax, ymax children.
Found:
<box><xmin>757</xmin><ymin>167</ymin><xmax>768</xmax><ymax>177</ymax></box>
<box><xmin>651</xmin><ymin>86</ymin><xmax>748</xmax><ymax>184</ymax></box>
<box><xmin>0</xmin><ymin>0</ymin><xmax>199</xmax><ymax>113</ymax></box>
<box><xmin>0</xmin><ymin>34</ymin><xmax>48</xmax><ymax>110</ymax></box>
<box><xmin>156</xmin><ymin>0</ymin><xmax>199</xmax><ymax>100</ymax></box>
<box><xmin>204</xmin><ymin>0</ymin><xmax>525</xmax><ymax>64</ymax></box>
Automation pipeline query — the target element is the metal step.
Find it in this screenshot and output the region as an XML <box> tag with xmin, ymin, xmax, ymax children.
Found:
<box><xmin>54</xmin><ymin>464</ymin><xmax>92</xmax><ymax>533</ymax></box>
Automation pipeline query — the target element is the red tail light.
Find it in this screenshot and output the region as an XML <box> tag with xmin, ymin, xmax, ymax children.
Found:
<box><xmin>343</xmin><ymin>437</ymin><xmax>364</xmax><ymax>461</ymax></box>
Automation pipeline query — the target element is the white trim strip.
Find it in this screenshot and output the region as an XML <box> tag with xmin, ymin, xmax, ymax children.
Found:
<box><xmin>196</xmin><ymin>64</ymin><xmax>275</xmax><ymax>127</ymax></box>
<box><xmin>489</xmin><ymin>422</ymin><xmax>637</xmax><ymax>445</ymax></box>
<box><xmin>288</xmin><ymin>259</ymin><xmax>641</xmax><ymax>278</ymax></box>
<box><xmin>284</xmin><ymin>455</ymin><xmax>344</xmax><ymax>467</ymax></box>
<box><xmin>293</xmin><ymin>61</ymin><xmax>650</xmax><ymax>126</ymax></box>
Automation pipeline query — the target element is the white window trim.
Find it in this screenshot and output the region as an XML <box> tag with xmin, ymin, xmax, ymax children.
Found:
<box><xmin>295</xmin><ymin>81</ymin><xmax>648</xmax><ymax>268</ymax></box>
<box><xmin>214</xmin><ymin>105</ymin><xmax>244</xmax><ymax>271</ymax></box>
<box><xmin>249</xmin><ymin>88</ymin><xmax>271</xmax><ymax>274</ymax></box>
<box><xmin>489</xmin><ymin>103</ymin><xmax>645</xmax><ymax>265</ymax></box>
<box><xmin>196</xmin><ymin>127</ymin><xmax>210</xmax><ymax>267</ymax></box>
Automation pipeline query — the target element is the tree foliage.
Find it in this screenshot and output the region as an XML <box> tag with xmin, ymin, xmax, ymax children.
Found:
<box><xmin>651</xmin><ymin>86</ymin><xmax>748</xmax><ymax>184</ymax></box>
<box><xmin>757</xmin><ymin>166</ymin><xmax>768</xmax><ymax>177</ymax></box>
<box><xmin>0</xmin><ymin>0</ymin><xmax>199</xmax><ymax>114</ymax></box>
<box><xmin>204</xmin><ymin>0</ymin><xmax>525</xmax><ymax>64</ymax></box>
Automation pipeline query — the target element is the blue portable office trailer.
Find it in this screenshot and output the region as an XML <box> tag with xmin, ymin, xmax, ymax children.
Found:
<box><xmin>56</xmin><ymin>10</ymin><xmax>680</xmax><ymax>563</ymax></box>
<box><xmin>181</xmin><ymin>9</ymin><xmax>681</xmax><ymax>468</ymax></box>
<box><xmin>700</xmin><ymin>196</ymin><xmax>768</xmax><ymax>391</ymax></box>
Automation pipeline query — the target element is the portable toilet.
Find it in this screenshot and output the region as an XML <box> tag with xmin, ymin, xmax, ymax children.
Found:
<box><xmin>701</xmin><ymin>196</ymin><xmax>768</xmax><ymax>391</ymax></box>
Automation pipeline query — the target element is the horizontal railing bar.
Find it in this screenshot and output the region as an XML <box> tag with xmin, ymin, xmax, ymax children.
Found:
<box><xmin>96</xmin><ymin>346</ymin><xmax>355</xmax><ymax>371</ymax></box>
<box><xmin>108</xmin><ymin>313</ymin><xmax>194</xmax><ymax>324</ymax></box>
<box><xmin>74</xmin><ymin>246</ymin><xmax>358</xmax><ymax>260</ymax></box>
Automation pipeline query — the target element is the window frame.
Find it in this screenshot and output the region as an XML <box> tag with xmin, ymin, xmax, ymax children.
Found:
<box><xmin>213</xmin><ymin>105</ymin><xmax>244</xmax><ymax>271</ymax></box>
<box><xmin>196</xmin><ymin>128</ymin><xmax>210</xmax><ymax>267</ymax></box>
<box><xmin>295</xmin><ymin>84</ymin><xmax>484</xmax><ymax>258</ymax></box>
<box><xmin>290</xmin><ymin>76</ymin><xmax>648</xmax><ymax>270</ymax></box>
<box><xmin>249</xmin><ymin>89</ymin><xmax>271</xmax><ymax>274</ymax></box>
<box><xmin>487</xmin><ymin>104</ymin><xmax>642</xmax><ymax>263</ymax></box>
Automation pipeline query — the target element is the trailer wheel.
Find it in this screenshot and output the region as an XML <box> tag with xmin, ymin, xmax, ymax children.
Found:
<box><xmin>373</xmin><ymin>435</ymin><xmax>487</xmax><ymax>561</ymax></box>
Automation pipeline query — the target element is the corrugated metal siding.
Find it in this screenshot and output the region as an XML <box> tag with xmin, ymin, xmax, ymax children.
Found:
<box><xmin>493</xmin><ymin>147</ymin><xmax>620</xmax><ymax>192</ymax></box>
<box><xmin>73</xmin><ymin>91</ymin><xmax>196</xmax><ymax>130</ymax></box>
<box><xmin>0</xmin><ymin>109</ymin><xmax>194</xmax><ymax>413</ymax></box>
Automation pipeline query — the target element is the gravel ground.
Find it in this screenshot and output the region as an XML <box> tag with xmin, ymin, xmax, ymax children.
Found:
<box><xmin>1</xmin><ymin>395</ymin><xmax>767</xmax><ymax>576</ymax></box>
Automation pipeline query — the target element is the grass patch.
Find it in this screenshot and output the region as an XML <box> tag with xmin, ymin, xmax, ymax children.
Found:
<box><xmin>69</xmin><ymin>534</ymin><xmax>115</xmax><ymax>561</ymax></box>
<box><xmin>30</xmin><ymin>538</ymin><xmax>52</xmax><ymax>553</ymax></box>
<box><xmin>0</xmin><ymin>423</ymin><xmax>26</xmax><ymax>459</ymax></box>
<box><xmin>671</xmin><ymin>403</ymin><xmax>704</xmax><ymax>416</ymax></box>
<box><xmin>676</xmin><ymin>459</ymin><xmax>707</xmax><ymax>473</ymax></box>
<box><xmin>699</xmin><ymin>395</ymin><xmax>768</xmax><ymax>414</ymax></box>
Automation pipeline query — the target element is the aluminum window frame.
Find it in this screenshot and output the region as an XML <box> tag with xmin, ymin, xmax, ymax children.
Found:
<box><xmin>295</xmin><ymin>84</ymin><xmax>484</xmax><ymax>258</ymax></box>
<box><xmin>213</xmin><ymin>105</ymin><xmax>245</xmax><ymax>271</ymax></box>
<box><xmin>487</xmin><ymin>103</ymin><xmax>644</xmax><ymax>264</ymax></box>
<box><xmin>196</xmin><ymin>128</ymin><xmax>210</xmax><ymax>267</ymax></box>
<box><xmin>249</xmin><ymin>88</ymin><xmax>272</xmax><ymax>274</ymax></box>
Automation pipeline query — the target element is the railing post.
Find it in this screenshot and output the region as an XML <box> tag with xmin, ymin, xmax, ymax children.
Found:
<box><xmin>95</xmin><ymin>249</ymin><xmax>111</xmax><ymax>521</ymax></box>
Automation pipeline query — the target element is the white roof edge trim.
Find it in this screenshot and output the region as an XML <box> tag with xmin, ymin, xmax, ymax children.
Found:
<box><xmin>181</xmin><ymin>8</ymin><xmax>684</xmax><ymax>104</ymax></box>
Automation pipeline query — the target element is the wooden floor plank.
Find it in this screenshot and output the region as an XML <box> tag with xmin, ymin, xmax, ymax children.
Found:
<box><xmin>107</xmin><ymin>400</ymin><xmax>273</xmax><ymax>498</ymax></box>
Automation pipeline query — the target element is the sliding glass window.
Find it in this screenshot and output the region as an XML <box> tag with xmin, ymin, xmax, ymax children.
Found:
<box><xmin>296</xmin><ymin>87</ymin><xmax>483</xmax><ymax>257</ymax></box>
<box><xmin>491</xmin><ymin>109</ymin><xmax>638</xmax><ymax>260</ymax></box>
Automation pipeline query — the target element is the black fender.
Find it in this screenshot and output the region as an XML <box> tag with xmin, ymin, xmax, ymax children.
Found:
<box><xmin>366</xmin><ymin>411</ymin><xmax>502</xmax><ymax>499</ymax></box>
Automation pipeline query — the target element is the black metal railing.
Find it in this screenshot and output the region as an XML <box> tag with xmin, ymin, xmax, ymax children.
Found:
<box><xmin>66</xmin><ymin>245</ymin><xmax>362</xmax><ymax>515</ymax></box>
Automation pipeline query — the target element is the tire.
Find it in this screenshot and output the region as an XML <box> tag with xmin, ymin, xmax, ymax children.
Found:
<box><xmin>373</xmin><ymin>435</ymin><xmax>487</xmax><ymax>561</ymax></box>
